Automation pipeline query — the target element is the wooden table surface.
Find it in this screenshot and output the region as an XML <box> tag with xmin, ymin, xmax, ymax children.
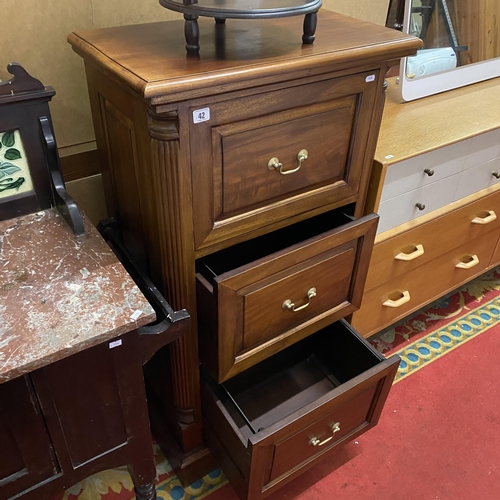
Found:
<box><xmin>0</xmin><ymin>210</ymin><xmax>155</xmax><ymax>383</ymax></box>
<box><xmin>375</xmin><ymin>77</ymin><xmax>500</xmax><ymax>167</ymax></box>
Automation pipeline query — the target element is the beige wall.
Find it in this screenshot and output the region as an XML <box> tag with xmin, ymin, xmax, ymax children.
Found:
<box><xmin>0</xmin><ymin>0</ymin><xmax>389</xmax><ymax>155</ymax></box>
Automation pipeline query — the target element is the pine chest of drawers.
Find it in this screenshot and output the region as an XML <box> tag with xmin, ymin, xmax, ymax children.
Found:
<box><xmin>352</xmin><ymin>78</ymin><xmax>500</xmax><ymax>338</ymax></box>
<box><xmin>69</xmin><ymin>12</ymin><xmax>420</xmax><ymax>498</ymax></box>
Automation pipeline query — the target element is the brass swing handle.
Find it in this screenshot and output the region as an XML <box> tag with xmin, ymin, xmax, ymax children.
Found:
<box><xmin>309</xmin><ymin>422</ymin><xmax>341</xmax><ymax>447</ymax></box>
<box><xmin>282</xmin><ymin>287</ymin><xmax>316</xmax><ymax>312</ymax></box>
<box><xmin>268</xmin><ymin>149</ymin><xmax>308</xmax><ymax>175</ymax></box>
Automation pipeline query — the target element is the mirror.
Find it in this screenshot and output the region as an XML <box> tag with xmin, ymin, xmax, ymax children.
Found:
<box><xmin>395</xmin><ymin>0</ymin><xmax>500</xmax><ymax>101</ymax></box>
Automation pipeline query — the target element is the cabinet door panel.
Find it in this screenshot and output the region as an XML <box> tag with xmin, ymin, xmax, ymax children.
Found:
<box><xmin>41</xmin><ymin>343</ymin><xmax>129</xmax><ymax>468</ymax></box>
<box><xmin>190</xmin><ymin>70</ymin><xmax>381</xmax><ymax>251</ymax></box>
<box><xmin>0</xmin><ymin>376</ymin><xmax>58</xmax><ymax>498</ymax></box>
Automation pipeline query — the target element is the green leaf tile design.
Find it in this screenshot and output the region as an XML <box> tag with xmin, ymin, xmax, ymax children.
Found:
<box><xmin>0</xmin><ymin>129</ymin><xmax>34</xmax><ymax>200</ymax></box>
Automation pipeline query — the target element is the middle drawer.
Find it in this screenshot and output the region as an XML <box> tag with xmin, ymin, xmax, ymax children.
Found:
<box><xmin>196</xmin><ymin>210</ymin><xmax>378</xmax><ymax>382</ymax></box>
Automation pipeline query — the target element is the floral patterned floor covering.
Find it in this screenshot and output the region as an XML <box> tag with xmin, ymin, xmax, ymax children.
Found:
<box><xmin>55</xmin><ymin>266</ymin><xmax>500</xmax><ymax>500</ymax></box>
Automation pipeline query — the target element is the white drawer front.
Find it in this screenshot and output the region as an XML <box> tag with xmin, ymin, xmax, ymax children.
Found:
<box><xmin>464</xmin><ymin>128</ymin><xmax>500</xmax><ymax>170</ymax></box>
<box><xmin>381</xmin><ymin>139</ymin><xmax>470</xmax><ymax>202</ymax></box>
<box><xmin>377</xmin><ymin>175</ymin><xmax>460</xmax><ymax>233</ymax></box>
<box><xmin>455</xmin><ymin>157</ymin><xmax>500</xmax><ymax>200</ymax></box>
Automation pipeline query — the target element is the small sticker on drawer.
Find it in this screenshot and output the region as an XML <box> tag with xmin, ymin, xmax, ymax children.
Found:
<box><xmin>193</xmin><ymin>108</ymin><xmax>210</xmax><ymax>123</ymax></box>
<box><xmin>366</xmin><ymin>75</ymin><xmax>376</xmax><ymax>82</ymax></box>
<box><xmin>109</xmin><ymin>339</ymin><xmax>122</xmax><ymax>349</ymax></box>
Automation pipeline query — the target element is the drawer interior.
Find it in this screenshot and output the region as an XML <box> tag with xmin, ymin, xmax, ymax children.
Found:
<box><xmin>197</xmin><ymin>209</ymin><xmax>354</xmax><ymax>282</ymax></box>
<box><xmin>203</xmin><ymin>320</ymin><xmax>383</xmax><ymax>442</ymax></box>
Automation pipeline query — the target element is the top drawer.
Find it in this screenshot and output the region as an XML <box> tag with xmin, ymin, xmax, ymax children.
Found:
<box><xmin>189</xmin><ymin>70</ymin><xmax>382</xmax><ymax>251</ymax></box>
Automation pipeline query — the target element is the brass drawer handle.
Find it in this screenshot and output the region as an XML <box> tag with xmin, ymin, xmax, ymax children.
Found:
<box><xmin>456</xmin><ymin>255</ymin><xmax>479</xmax><ymax>269</ymax></box>
<box><xmin>394</xmin><ymin>244</ymin><xmax>424</xmax><ymax>261</ymax></box>
<box><xmin>471</xmin><ymin>210</ymin><xmax>497</xmax><ymax>225</ymax></box>
<box><xmin>282</xmin><ymin>287</ymin><xmax>316</xmax><ymax>312</ymax></box>
<box><xmin>383</xmin><ymin>290</ymin><xmax>410</xmax><ymax>308</ymax></box>
<box><xmin>309</xmin><ymin>422</ymin><xmax>341</xmax><ymax>447</ymax></box>
<box><xmin>268</xmin><ymin>149</ymin><xmax>308</xmax><ymax>175</ymax></box>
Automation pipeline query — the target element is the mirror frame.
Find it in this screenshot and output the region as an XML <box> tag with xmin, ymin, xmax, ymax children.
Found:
<box><xmin>398</xmin><ymin>0</ymin><xmax>500</xmax><ymax>101</ymax></box>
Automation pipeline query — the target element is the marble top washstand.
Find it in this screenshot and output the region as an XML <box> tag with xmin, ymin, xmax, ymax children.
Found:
<box><xmin>0</xmin><ymin>209</ymin><xmax>156</xmax><ymax>383</ymax></box>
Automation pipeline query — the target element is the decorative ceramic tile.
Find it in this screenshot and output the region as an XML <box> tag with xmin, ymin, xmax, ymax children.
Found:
<box><xmin>0</xmin><ymin>129</ymin><xmax>34</xmax><ymax>200</ymax></box>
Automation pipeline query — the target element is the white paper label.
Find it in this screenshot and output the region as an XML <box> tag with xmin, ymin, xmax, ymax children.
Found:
<box><xmin>131</xmin><ymin>310</ymin><xmax>143</xmax><ymax>321</ymax></box>
<box><xmin>109</xmin><ymin>339</ymin><xmax>123</xmax><ymax>349</ymax></box>
<box><xmin>193</xmin><ymin>108</ymin><xmax>210</xmax><ymax>123</ymax></box>
<box><xmin>366</xmin><ymin>75</ymin><xmax>376</xmax><ymax>82</ymax></box>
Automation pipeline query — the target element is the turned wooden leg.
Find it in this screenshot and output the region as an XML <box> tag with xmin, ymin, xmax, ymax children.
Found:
<box><xmin>302</xmin><ymin>11</ymin><xmax>317</xmax><ymax>44</ymax></box>
<box><xmin>184</xmin><ymin>14</ymin><xmax>200</xmax><ymax>54</ymax></box>
<box><xmin>134</xmin><ymin>482</ymin><xmax>157</xmax><ymax>500</ymax></box>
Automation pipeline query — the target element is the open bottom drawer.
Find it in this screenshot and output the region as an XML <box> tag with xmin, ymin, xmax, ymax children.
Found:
<box><xmin>201</xmin><ymin>320</ymin><xmax>399</xmax><ymax>500</ymax></box>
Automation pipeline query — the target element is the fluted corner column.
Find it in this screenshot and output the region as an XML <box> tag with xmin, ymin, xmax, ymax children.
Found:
<box><xmin>147</xmin><ymin>109</ymin><xmax>202</xmax><ymax>450</ymax></box>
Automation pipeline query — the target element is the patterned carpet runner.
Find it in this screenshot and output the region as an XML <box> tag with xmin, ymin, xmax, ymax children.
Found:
<box><xmin>54</xmin><ymin>266</ymin><xmax>500</xmax><ymax>500</ymax></box>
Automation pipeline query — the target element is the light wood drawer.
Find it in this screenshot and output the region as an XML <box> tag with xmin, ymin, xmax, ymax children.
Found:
<box><xmin>196</xmin><ymin>210</ymin><xmax>378</xmax><ymax>382</ymax></box>
<box><xmin>380</xmin><ymin>139</ymin><xmax>469</xmax><ymax>202</ymax></box>
<box><xmin>352</xmin><ymin>231</ymin><xmax>500</xmax><ymax>337</ymax></box>
<box><xmin>491</xmin><ymin>236</ymin><xmax>500</xmax><ymax>266</ymax></box>
<box><xmin>454</xmin><ymin>157</ymin><xmax>500</xmax><ymax>200</ymax></box>
<box><xmin>189</xmin><ymin>70</ymin><xmax>381</xmax><ymax>251</ymax></box>
<box><xmin>365</xmin><ymin>190</ymin><xmax>500</xmax><ymax>291</ymax></box>
<box><xmin>202</xmin><ymin>320</ymin><xmax>399</xmax><ymax>500</ymax></box>
<box><xmin>377</xmin><ymin>174</ymin><xmax>460</xmax><ymax>233</ymax></box>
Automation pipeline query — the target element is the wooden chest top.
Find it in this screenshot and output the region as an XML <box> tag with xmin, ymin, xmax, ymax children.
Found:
<box><xmin>68</xmin><ymin>10</ymin><xmax>420</xmax><ymax>104</ymax></box>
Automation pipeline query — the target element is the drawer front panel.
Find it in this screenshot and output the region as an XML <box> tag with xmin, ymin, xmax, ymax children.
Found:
<box><xmin>491</xmin><ymin>237</ymin><xmax>500</xmax><ymax>266</ymax></box>
<box><xmin>380</xmin><ymin>139</ymin><xmax>469</xmax><ymax>202</ymax></box>
<box><xmin>352</xmin><ymin>231</ymin><xmax>500</xmax><ymax>337</ymax></box>
<box><xmin>454</xmin><ymin>157</ymin><xmax>500</xmax><ymax>200</ymax></box>
<box><xmin>190</xmin><ymin>70</ymin><xmax>381</xmax><ymax>251</ymax></box>
<box><xmin>463</xmin><ymin>128</ymin><xmax>500</xmax><ymax>170</ymax></box>
<box><xmin>365</xmin><ymin>190</ymin><xmax>500</xmax><ymax>291</ymax></box>
<box><xmin>243</xmin><ymin>245</ymin><xmax>356</xmax><ymax>351</ymax></box>
<box><xmin>270</xmin><ymin>383</ymin><xmax>377</xmax><ymax>481</ymax></box>
<box><xmin>377</xmin><ymin>174</ymin><xmax>460</xmax><ymax>233</ymax></box>
<box><xmin>221</xmin><ymin>99</ymin><xmax>356</xmax><ymax>214</ymax></box>
<box><xmin>198</xmin><ymin>213</ymin><xmax>378</xmax><ymax>382</ymax></box>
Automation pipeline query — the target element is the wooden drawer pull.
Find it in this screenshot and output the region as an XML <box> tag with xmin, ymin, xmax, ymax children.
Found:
<box><xmin>455</xmin><ymin>255</ymin><xmax>479</xmax><ymax>269</ymax></box>
<box><xmin>383</xmin><ymin>290</ymin><xmax>410</xmax><ymax>308</ymax></box>
<box><xmin>394</xmin><ymin>244</ymin><xmax>424</xmax><ymax>261</ymax></box>
<box><xmin>268</xmin><ymin>149</ymin><xmax>308</xmax><ymax>175</ymax></box>
<box><xmin>282</xmin><ymin>287</ymin><xmax>316</xmax><ymax>312</ymax></box>
<box><xmin>471</xmin><ymin>210</ymin><xmax>497</xmax><ymax>225</ymax></box>
<box><xmin>309</xmin><ymin>422</ymin><xmax>341</xmax><ymax>447</ymax></box>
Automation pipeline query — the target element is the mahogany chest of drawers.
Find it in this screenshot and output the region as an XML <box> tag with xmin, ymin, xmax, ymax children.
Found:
<box><xmin>69</xmin><ymin>12</ymin><xmax>419</xmax><ymax>498</ymax></box>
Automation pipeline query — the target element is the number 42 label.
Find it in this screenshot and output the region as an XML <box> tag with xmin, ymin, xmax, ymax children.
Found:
<box><xmin>193</xmin><ymin>107</ymin><xmax>210</xmax><ymax>123</ymax></box>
